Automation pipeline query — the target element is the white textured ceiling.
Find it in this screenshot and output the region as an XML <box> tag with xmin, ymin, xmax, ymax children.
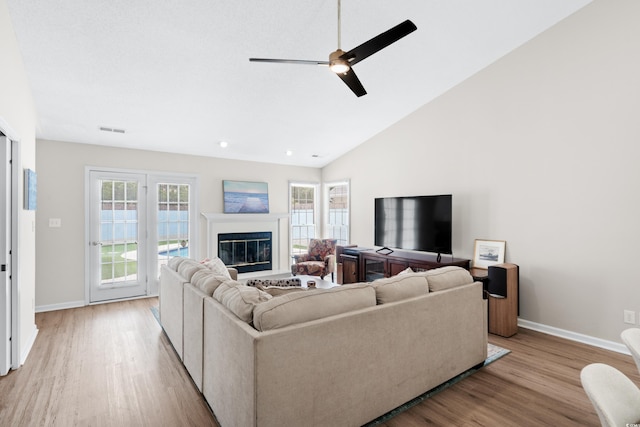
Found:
<box><xmin>7</xmin><ymin>0</ymin><xmax>591</xmax><ymax>167</ymax></box>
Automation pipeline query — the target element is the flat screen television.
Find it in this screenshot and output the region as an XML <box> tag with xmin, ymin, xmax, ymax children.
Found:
<box><xmin>374</xmin><ymin>194</ymin><xmax>452</xmax><ymax>255</ymax></box>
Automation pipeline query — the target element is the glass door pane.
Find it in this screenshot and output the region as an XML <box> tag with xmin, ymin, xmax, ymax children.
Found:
<box><xmin>157</xmin><ymin>182</ymin><xmax>191</xmax><ymax>268</ymax></box>
<box><xmin>89</xmin><ymin>171</ymin><xmax>147</xmax><ymax>302</ymax></box>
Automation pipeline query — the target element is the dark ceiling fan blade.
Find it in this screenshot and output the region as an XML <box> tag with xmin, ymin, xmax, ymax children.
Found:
<box><xmin>249</xmin><ymin>58</ymin><xmax>329</xmax><ymax>66</ymax></box>
<box><xmin>336</xmin><ymin>68</ymin><xmax>367</xmax><ymax>97</ymax></box>
<box><xmin>341</xmin><ymin>19</ymin><xmax>417</xmax><ymax>66</ymax></box>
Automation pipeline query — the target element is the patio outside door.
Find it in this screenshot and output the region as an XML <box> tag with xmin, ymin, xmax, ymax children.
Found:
<box><xmin>88</xmin><ymin>171</ymin><xmax>147</xmax><ymax>303</ymax></box>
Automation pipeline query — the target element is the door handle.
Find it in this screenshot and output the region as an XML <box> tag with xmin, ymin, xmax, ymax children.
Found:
<box><xmin>91</xmin><ymin>241</ymin><xmax>103</xmax><ymax>246</ymax></box>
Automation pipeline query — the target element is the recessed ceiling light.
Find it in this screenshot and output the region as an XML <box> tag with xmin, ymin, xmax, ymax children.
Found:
<box><xmin>286</xmin><ymin>150</ymin><xmax>293</xmax><ymax>156</ymax></box>
<box><xmin>219</xmin><ymin>141</ymin><xmax>228</xmax><ymax>148</ymax></box>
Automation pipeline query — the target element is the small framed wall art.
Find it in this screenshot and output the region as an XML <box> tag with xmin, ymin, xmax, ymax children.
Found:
<box><xmin>24</xmin><ymin>168</ymin><xmax>37</xmax><ymax>211</ymax></box>
<box><xmin>473</xmin><ymin>239</ymin><xmax>506</xmax><ymax>269</ymax></box>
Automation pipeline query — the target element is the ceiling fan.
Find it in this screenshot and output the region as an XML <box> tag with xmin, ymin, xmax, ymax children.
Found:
<box><xmin>249</xmin><ymin>0</ymin><xmax>417</xmax><ymax>97</ymax></box>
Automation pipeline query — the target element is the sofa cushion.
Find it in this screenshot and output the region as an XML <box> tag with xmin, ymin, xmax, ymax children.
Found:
<box><xmin>190</xmin><ymin>269</ymin><xmax>212</xmax><ymax>287</ymax></box>
<box><xmin>246</xmin><ymin>278</ymin><xmax>302</xmax><ymax>287</ymax></box>
<box><xmin>191</xmin><ymin>270</ymin><xmax>229</xmax><ymax>296</ymax></box>
<box><xmin>203</xmin><ymin>257</ymin><xmax>232</xmax><ymax>280</ymax></box>
<box><xmin>177</xmin><ymin>260</ymin><xmax>207</xmax><ymax>281</ymax></box>
<box><xmin>371</xmin><ymin>274</ymin><xmax>429</xmax><ymax>304</ymax></box>
<box><xmin>167</xmin><ymin>256</ymin><xmax>187</xmax><ymax>271</ymax></box>
<box><xmin>257</xmin><ymin>285</ymin><xmax>307</xmax><ymax>298</ymax></box>
<box><xmin>252</xmin><ymin>283</ymin><xmax>376</xmax><ymax>332</ymax></box>
<box><xmin>422</xmin><ymin>266</ymin><xmax>474</xmax><ymax>292</ymax></box>
<box><xmin>213</xmin><ymin>280</ymin><xmax>272</xmax><ymax>323</ymax></box>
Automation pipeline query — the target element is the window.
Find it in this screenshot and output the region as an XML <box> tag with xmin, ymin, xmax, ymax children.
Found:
<box><xmin>324</xmin><ymin>180</ymin><xmax>350</xmax><ymax>246</ymax></box>
<box><xmin>289</xmin><ymin>182</ymin><xmax>318</xmax><ymax>255</ymax></box>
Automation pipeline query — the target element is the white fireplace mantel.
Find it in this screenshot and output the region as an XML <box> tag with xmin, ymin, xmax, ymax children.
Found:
<box><xmin>201</xmin><ymin>212</ymin><xmax>289</xmax><ymax>272</ymax></box>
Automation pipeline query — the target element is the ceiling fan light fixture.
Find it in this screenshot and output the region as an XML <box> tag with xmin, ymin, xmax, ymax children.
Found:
<box><xmin>329</xmin><ymin>49</ymin><xmax>350</xmax><ymax>74</ymax></box>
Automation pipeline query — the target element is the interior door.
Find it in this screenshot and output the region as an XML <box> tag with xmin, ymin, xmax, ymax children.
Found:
<box><xmin>0</xmin><ymin>135</ymin><xmax>11</xmax><ymax>375</ymax></box>
<box><xmin>88</xmin><ymin>171</ymin><xmax>147</xmax><ymax>303</ymax></box>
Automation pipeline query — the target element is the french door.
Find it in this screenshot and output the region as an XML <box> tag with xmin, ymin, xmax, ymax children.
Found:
<box><xmin>88</xmin><ymin>171</ymin><xmax>148</xmax><ymax>303</ymax></box>
<box><xmin>87</xmin><ymin>169</ymin><xmax>198</xmax><ymax>303</ymax></box>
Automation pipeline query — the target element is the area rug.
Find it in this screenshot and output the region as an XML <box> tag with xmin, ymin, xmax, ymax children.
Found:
<box><xmin>149</xmin><ymin>306</ymin><xmax>509</xmax><ymax>425</ymax></box>
<box><xmin>363</xmin><ymin>343</ymin><xmax>510</xmax><ymax>426</ymax></box>
<box><xmin>150</xmin><ymin>305</ymin><xmax>160</xmax><ymax>324</ymax></box>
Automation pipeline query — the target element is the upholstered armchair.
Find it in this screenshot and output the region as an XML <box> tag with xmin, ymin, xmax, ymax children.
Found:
<box><xmin>581</xmin><ymin>363</ymin><xmax>640</xmax><ymax>427</ymax></box>
<box><xmin>291</xmin><ymin>238</ymin><xmax>337</xmax><ymax>281</ymax></box>
<box><xmin>621</xmin><ymin>328</ymin><xmax>640</xmax><ymax>374</ymax></box>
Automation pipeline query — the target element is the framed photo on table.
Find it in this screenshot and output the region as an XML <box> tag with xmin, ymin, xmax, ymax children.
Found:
<box><xmin>473</xmin><ymin>239</ymin><xmax>506</xmax><ymax>269</ymax></box>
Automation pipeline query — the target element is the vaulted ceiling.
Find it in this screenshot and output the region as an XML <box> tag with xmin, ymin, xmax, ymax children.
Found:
<box><xmin>7</xmin><ymin>0</ymin><xmax>591</xmax><ymax>167</ymax></box>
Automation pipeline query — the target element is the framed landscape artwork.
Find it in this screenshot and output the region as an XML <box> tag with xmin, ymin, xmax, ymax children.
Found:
<box><xmin>223</xmin><ymin>180</ymin><xmax>269</xmax><ymax>213</ymax></box>
<box><xmin>473</xmin><ymin>239</ymin><xmax>506</xmax><ymax>269</ymax></box>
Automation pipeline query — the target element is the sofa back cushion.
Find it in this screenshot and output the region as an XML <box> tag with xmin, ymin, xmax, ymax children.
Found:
<box><xmin>191</xmin><ymin>270</ymin><xmax>229</xmax><ymax>296</ymax></box>
<box><xmin>421</xmin><ymin>266</ymin><xmax>474</xmax><ymax>292</ymax></box>
<box><xmin>167</xmin><ymin>256</ymin><xmax>187</xmax><ymax>271</ymax></box>
<box><xmin>371</xmin><ymin>274</ymin><xmax>429</xmax><ymax>304</ymax></box>
<box><xmin>213</xmin><ymin>280</ymin><xmax>272</xmax><ymax>323</ymax></box>
<box><xmin>252</xmin><ymin>283</ymin><xmax>376</xmax><ymax>332</ymax></box>
<box><xmin>177</xmin><ymin>260</ymin><xmax>207</xmax><ymax>281</ymax></box>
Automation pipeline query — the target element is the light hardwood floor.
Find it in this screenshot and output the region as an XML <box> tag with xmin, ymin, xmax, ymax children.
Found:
<box><xmin>1</xmin><ymin>298</ymin><xmax>637</xmax><ymax>426</ymax></box>
<box><xmin>0</xmin><ymin>298</ymin><xmax>217</xmax><ymax>427</ymax></box>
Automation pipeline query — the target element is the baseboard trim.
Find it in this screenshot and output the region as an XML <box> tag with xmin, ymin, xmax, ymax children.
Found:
<box><xmin>35</xmin><ymin>300</ymin><xmax>85</xmax><ymax>313</ymax></box>
<box><xmin>20</xmin><ymin>324</ymin><xmax>39</xmax><ymax>366</ymax></box>
<box><xmin>518</xmin><ymin>319</ymin><xmax>630</xmax><ymax>355</ymax></box>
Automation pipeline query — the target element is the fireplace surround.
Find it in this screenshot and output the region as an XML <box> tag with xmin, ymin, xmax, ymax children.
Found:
<box><xmin>202</xmin><ymin>212</ymin><xmax>289</xmax><ymax>275</ymax></box>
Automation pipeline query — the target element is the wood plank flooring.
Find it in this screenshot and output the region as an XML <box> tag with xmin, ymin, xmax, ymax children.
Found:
<box><xmin>1</xmin><ymin>298</ymin><xmax>637</xmax><ymax>426</ymax></box>
<box><xmin>0</xmin><ymin>298</ymin><xmax>217</xmax><ymax>427</ymax></box>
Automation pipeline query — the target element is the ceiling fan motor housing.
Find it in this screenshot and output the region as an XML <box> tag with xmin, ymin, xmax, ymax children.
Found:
<box><xmin>329</xmin><ymin>49</ymin><xmax>350</xmax><ymax>74</ymax></box>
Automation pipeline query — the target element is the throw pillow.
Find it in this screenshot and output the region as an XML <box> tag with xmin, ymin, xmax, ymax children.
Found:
<box><xmin>246</xmin><ymin>278</ymin><xmax>302</xmax><ymax>287</ymax></box>
<box><xmin>397</xmin><ymin>267</ymin><xmax>414</xmax><ymax>275</ymax></box>
<box><xmin>204</xmin><ymin>257</ymin><xmax>232</xmax><ymax>280</ymax></box>
<box><xmin>213</xmin><ymin>280</ymin><xmax>272</xmax><ymax>323</ymax></box>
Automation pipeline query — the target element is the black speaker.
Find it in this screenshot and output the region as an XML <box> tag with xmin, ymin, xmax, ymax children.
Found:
<box><xmin>488</xmin><ymin>264</ymin><xmax>519</xmax><ymax>298</ymax></box>
<box><xmin>487</xmin><ymin>263</ymin><xmax>520</xmax><ymax>337</ymax></box>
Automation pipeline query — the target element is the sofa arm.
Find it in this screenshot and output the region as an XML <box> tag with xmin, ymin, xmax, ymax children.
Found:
<box><xmin>227</xmin><ymin>268</ymin><xmax>238</xmax><ymax>280</ymax></box>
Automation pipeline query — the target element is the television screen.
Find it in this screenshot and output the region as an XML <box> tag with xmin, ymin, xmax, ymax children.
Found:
<box><xmin>374</xmin><ymin>194</ymin><xmax>452</xmax><ymax>254</ymax></box>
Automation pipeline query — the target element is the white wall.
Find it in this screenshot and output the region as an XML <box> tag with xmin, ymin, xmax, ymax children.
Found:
<box><xmin>0</xmin><ymin>0</ymin><xmax>38</xmax><ymax>363</ymax></box>
<box><xmin>323</xmin><ymin>0</ymin><xmax>640</xmax><ymax>343</ymax></box>
<box><xmin>35</xmin><ymin>139</ymin><xmax>320</xmax><ymax>308</ymax></box>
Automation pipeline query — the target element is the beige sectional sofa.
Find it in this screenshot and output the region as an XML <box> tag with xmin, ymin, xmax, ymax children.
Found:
<box><xmin>160</xmin><ymin>258</ymin><xmax>488</xmax><ymax>427</ymax></box>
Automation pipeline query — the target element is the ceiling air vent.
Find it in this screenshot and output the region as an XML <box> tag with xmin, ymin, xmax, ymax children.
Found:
<box><xmin>99</xmin><ymin>126</ymin><xmax>126</xmax><ymax>134</ymax></box>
